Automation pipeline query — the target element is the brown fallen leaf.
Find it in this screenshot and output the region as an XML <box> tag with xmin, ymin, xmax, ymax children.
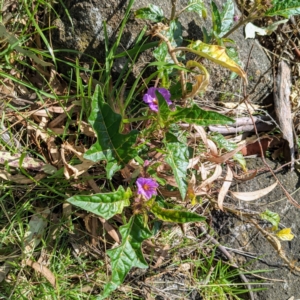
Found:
<box><xmin>197</xmin><ymin>164</ymin><xmax>222</xmax><ymax>193</ymax></box>
<box><xmin>0</xmin><ymin>170</ymin><xmax>46</xmax><ymax>183</ymax></box>
<box><xmin>233</xmin><ymin>169</ymin><xmax>257</xmax><ymax>181</ymax></box>
<box><xmin>218</xmin><ymin>165</ymin><xmax>233</xmax><ymax>211</ymax></box>
<box><xmin>230</xmin><ymin>181</ymin><xmax>277</xmax><ymax>201</ymax></box>
<box><xmin>25</xmin><ymin>259</ymin><xmax>56</xmax><ymax>287</ymax></box>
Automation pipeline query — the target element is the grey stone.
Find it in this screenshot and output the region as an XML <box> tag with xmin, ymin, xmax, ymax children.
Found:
<box><xmin>51</xmin><ymin>0</ymin><xmax>273</xmax><ymax>103</ymax></box>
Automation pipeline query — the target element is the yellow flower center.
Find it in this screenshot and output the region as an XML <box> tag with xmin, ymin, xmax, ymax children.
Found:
<box><xmin>143</xmin><ymin>184</ymin><xmax>150</xmax><ymax>191</ymax></box>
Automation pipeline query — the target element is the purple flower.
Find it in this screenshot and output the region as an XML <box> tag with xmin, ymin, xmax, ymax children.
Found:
<box><xmin>143</xmin><ymin>87</ymin><xmax>172</xmax><ymax>112</ymax></box>
<box><xmin>136</xmin><ymin>177</ymin><xmax>159</xmax><ymax>200</ymax></box>
<box><xmin>233</xmin><ymin>15</ymin><xmax>239</xmax><ymax>22</ymax></box>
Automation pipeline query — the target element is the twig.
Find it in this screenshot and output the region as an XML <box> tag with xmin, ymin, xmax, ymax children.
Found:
<box><xmin>198</xmin><ymin>225</ymin><xmax>255</xmax><ymax>300</ymax></box>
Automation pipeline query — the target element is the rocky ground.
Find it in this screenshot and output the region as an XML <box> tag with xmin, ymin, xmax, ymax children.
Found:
<box><xmin>49</xmin><ymin>1</ymin><xmax>300</xmax><ymax>299</ymax></box>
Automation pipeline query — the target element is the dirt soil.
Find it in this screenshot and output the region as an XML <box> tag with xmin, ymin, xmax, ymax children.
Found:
<box><xmin>215</xmin><ymin>157</ymin><xmax>300</xmax><ymax>300</ymax></box>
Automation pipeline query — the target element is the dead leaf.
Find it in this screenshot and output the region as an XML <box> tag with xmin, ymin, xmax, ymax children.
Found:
<box><xmin>233</xmin><ymin>169</ymin><xmax>257</xmax><ymax>181</ymax></box>
<box><xmin>218</xmin><ymin>165</ymin><xmax>233</xmax><ymax>210</ymax></box>
<box><xmin>193</xmin><ymin>125</ymin><xmax>207</xmax><ymax>145</ymax></box>
<box><xmin>230</xmin><ymin>181</ymin><xmax>277</xmax><ymax>201</ymax></box>
<box><xmin>24</xmin><ymin>208</ymin><xmax>50</xmax><ymax>255</ymax></box>
<box><xmin>25</xmin><ymin>259</ymin><xmax>56</xmax><ymax>287</ymax></box>
<box><xmin>207</xmin><ymin>142</ymin><xmax>250</xmax><ymax>163</ymax></box>
<box><xmin>207</xmin><ymin>139</ymin><xmax>218</xmax><ymax>156</ymax></box>
<box><xmin>0</xmin><ymin>169</ymin><xmax>46</xmax><ymax>183</ymax></box>
<box><xmin>197</xmin><ymin>164</ymin><xmax>222</xmax><ymax>193</ymax></box>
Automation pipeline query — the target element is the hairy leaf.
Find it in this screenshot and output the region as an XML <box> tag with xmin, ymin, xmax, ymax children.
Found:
<box><xmin>260</xmin><ymin>209</ymin><xmax>280</xmax><ymax>230</ymax></box>
<box><xmin>187</xmin><ymin>40</ymin><xmax>247</xmax><ymax>83</ymax></box>
<box><xmin>134</xmin><ymin>4</ymin><xmax>165</xmax><ymax>22</ymax></box>
<box><xmin>84</xmin><ymin>86</ymin><xmax>138</xmax><ymax>166</ymax></box>
<box><xmin>265</xmin><ymin>0</ymin><xmax>300</xmax><ymax>18</ymax></box>
<box><xmin>150</xmin><ymin>201</ymin><xmax>205</xmax><ymax>223</ymax></box>
<box><xmin>100</xmin><ymin>215</ymin><xmax>152</xmax><ymax>298</ymax></box>
<box><xmin>164</xmin><ymin>132</ymin><xmax>189</xmax><ymax>200</ymax></box>
<box><xmin>67</xmin><ymin>186</ymin><xmax>131</xmax><ymax>220</ymax></box>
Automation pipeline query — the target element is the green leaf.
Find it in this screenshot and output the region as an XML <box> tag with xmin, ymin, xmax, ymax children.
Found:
<box><xmin>150</xmin><ymin>201</ymin><xmax>206</xmax><ymax>223</ymax></box>
<box><xmin>260</xmin><ymin>209</ymin><xmax>280</xmax><ymax>230</ymax></box>
<box><xmin>170</xmin><ymin>81</ymin><xmax>193</xmax><ymax>100</ymax></box>
<box><xmin>265</xmin><ymin>0</ymin><xmax>300</xmax><ymax>18</ymax></box>
<box><xmin>156</xmin><ymin>90</ymin><xmax>172</xmax><ymax>126</ymax></box>
<box><xmin>84</xmin><ymin>85</ymin><xmax>139</xmax><ymax>165</ymax></box>
<box><xmin>135</xmin><ymin>4</ymin><xmax>165</xmax><ymax>22</ymax></box>
<box><xmin>153</xmin><ymin>42</ymin><xmax>168</xmax><ymax>62</ymax></box>
<box><xmin>211</xmin><ymin>2</ymin><xmax>221</xmax><ymax>34</ymax></box>
<box><xmin>219</xmin><ymin>0</ymin><xmax>234</xmax><ymax>37</ymax></box>
<box><xmin>187</xmin><ymin>40</ymin><xmax>247</xmax><ymax>82</ymax></box>
<box><xmin>226</xmin><ymin>47</ymin><xmax>242</xmax><ymax>80</ymax></box>
<box><xmin>67</xmin><ymin>186</ymin><xmax>131</xmax><ymax>220</ymax></box>
<box><xmin>169</xmin><ymin>20</ymin><xmax>183</xmax><ymax>48</ymax></box>
<box><xmin>164</xmin><ymin>132</ymin><xmax>189</xmax><ymax>200</ymax></box>
<box><xmin>186</xmin><ymin>0</ymin><xmax>207</xmax><ymax>18</ymax></box>
<box><xmin>100</xmin><ymin>215</ymin><xmax>152</xmax><ymax>299</ymax></box>
<box><xmin>168</xmin><ymin>103</ymin><xmax>234</xmax><ymax>126</ymax></box>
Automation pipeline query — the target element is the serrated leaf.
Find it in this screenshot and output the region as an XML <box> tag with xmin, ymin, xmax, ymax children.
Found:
<box><xmin>164</xmin><ymin>132</ymin><xmax>189</xmax><ymax>200</ymax></box>
<box><xmin>84</xmin><ymin>85</ymin><xmax>138</xmax><ymax>166</ymax></box>
<box><xmin>100</xmin><ymin>215</ymin><xmax>152</xmax><ymax>299</ymax></box>
<box><xmin>275</xmin><ymin>228</ymin><xmax>294</xmax><ymax>241</ymax></box>
<box><xmin>260</xmin><ymin>209</ymin><xmax>280</xmax><ymax>230</ymax></box>
<box><xmin>219</xmin><ymin>0</ymin><xmax>234</xmax><ymax>37</ymax></box>
<box><xmin>265</xmin><ymin>0</ymin><xmax>300</xmax><ymax>18</ymax></box>
<box><xmin>187</xmin><ymin>40</ymin><xmax>247</xmax><ymax>83</ymax></box>
<box><xmin>186</xmin><ymin>0</ymin><xmax>207</xmax><ymax>18</ymax></box>
<box><xmin>150</xmin><ymin>201</ymin><xmax>205</xmax><ymax>223</ymax></box>
<box><xmin>134</xmin><ymin>4</ymin><xmax>165</xmax><ymax>22</ymax></box>
<box><xmin>168</xmin><ymin>103</ymin><xmax>234</xmax><ymax>126</ymax></box>
<box><xmin>67</xmin><ymin>186</ymin><xmax>131</xmax><ymax>220</ymax></box>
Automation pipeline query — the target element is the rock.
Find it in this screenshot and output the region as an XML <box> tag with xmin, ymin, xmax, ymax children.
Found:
<box><xmin>215</xmin><ymin>158</ymin><xmax>300</xmax><ymax>300</ymax></box>
<box><xmin>51</xmin><ymin>0</ymin><xmax>273</xmax><ymax>103</ymax></box>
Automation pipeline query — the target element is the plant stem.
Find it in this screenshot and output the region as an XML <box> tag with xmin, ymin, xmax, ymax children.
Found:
<box><xmin>170</xmin><ymin>0</ymin><xmax>177</xmax><ymax>20</ymax></box>
<box><xmin>123</xmin><ymin>116</ymin><xmax>152</xmax><ymax>123</ymax></box>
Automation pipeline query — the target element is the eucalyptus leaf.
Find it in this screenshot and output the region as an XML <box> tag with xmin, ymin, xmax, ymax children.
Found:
<box><xmin>100</xmin><ymin>215</ymin><xmax>152</xmax><ymax>299</ymax></box>
<box><xmin>150</xmin><ymin>202</ymin><xmax>206</xmax><ymax>223</ymax></box>
<box><xmin>67</xmin><ymin>186</ymin><xmax>131</xmax><ymax>220</ymax></box>
<box><xmin>210</xmin><ymin>133</ymin><xmax>246</xmax><ymax>169</ymax></box>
